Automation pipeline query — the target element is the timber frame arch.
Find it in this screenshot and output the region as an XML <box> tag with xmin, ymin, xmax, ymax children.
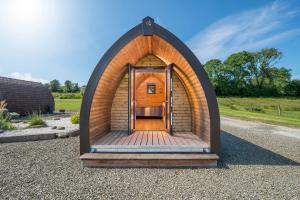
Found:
<box><xmin>80</xmin><ymin>17</ymin><xmax>220</xmax><ymax>159</ymax></box>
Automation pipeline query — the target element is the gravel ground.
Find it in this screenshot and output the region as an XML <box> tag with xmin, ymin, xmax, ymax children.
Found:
<box><xmin>0</xmin><ymin>118</ymin><xmax>299</xmax><ymax>199</ymax></box>
<box><xmin>0</xmin><ymin>116</ymin><xmax>79</xmax><ymax>137</ymax></box>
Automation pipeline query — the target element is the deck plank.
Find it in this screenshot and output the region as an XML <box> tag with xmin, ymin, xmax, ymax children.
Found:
<box><xmin>168</xmin><ymin>134</ymin><xmax>178</xmax><ymax>145</ymax></box>
<box><xmin>135</xmin><ymin>131</ymin><xmax>144</xmax><ymax>145</ymax></box>
<box><xmin>147</xmin><ymin>131</ymin><xmax>153</xmax><ymax>145</ymax></box>
<box><xmin>162</xmin><ymin>131</ymin><xmax>171</xmax><ymax>145</ymax></box>
<box><xmin>128</xmin><ymin>132</ymin><xmax>139</xmax><ymax>145</ymax></box>
<box><xmin>157</xmin><ymin>131</ymin><xmax>165</xmax><ymax>145</ymax></box>
<box><xmin>152</xmin><ymin>131</ymin><xmax>159</xmax><ymax>145</ymax></box>
<box><xmin>141</xmin><ymin>131</ymin><xmax>148</xmax><ymax>145</ymax></box>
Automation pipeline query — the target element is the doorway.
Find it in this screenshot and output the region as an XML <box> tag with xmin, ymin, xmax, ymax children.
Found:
<box><xmin>128</xmin><ymin>65</ymin><xmax>173</xmax><ymax>134</ymax></box>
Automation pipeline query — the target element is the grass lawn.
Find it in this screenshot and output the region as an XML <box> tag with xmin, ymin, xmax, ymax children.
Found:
<box><xmin>54</xmin><ymin>97</ymin><xmax>300</xmax><ymax>128</ymax></box>
<box><xmin>55</xmin><ymin>99</ymin><xmax>82</xmax><ymax>112</ymax></box>
<box><xmin>218</xmin><ymin>97</ymin><xmax>300</xmax><ymax>128</ymax></box>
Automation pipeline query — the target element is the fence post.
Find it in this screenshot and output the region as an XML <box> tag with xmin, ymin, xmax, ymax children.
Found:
<box><xmin>278</xmin><ymin>104</ymin><xmax>281</xmax><ymax>116</ymax></box>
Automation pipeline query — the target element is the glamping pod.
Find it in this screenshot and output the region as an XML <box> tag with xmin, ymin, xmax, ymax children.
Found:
<box><xmin>80</xmin><ymin>17</ymin><xmax>220</xmax><ymax>167</ymax></box>
<box><xmin>0</xmin><ymin>76</ymin><xmax>54</xmax><ymax>115</ymax></box>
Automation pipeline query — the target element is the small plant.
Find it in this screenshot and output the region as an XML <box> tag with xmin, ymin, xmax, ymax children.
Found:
<box><xmin>70</xmin><ymin>113</ymin><xmax>80</xmax><ymax>124</ymax></box>
<box><xmin>0</xmin><ymin>100</ymin><xmax>14</xmax><ymax>130</ymax></box>
<box><xmin>0</xmin><ymin>100</ymin><xmax>7</xmax><ymax>109</ymax></box>
<box><xmin>0</xmin><ymin>115</ymin><xmax>15</xmax><ymax>130</ymax></box>
<box><xmin>28</xmin><ymin>112</ymin><xmax>45</xmax><ymax>127</ymax></box>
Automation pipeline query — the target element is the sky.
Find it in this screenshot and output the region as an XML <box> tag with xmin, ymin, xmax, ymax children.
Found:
<box><xmin>0</xmin><ymin>0</ymin><xmax>300</xmax><ymax>85</ymax></box>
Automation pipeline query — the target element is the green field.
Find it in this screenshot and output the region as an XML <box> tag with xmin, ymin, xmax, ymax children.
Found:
<box><xmin>218</xmin><ymin>97</ymin><xmax>300</xmax><ymax>127</ymax></box>
<box><xmin>54</xmin><ymin>97</ymin><xmax>300</xmax><ymax>127</ymax></box>
<box><xmin>55</xmin><ymin>99</ymin><xmax>82</xmax><ymax>112</ymax></box>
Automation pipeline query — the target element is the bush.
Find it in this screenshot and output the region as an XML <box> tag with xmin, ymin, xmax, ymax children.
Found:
<box><xmin>0</xmin><ymin>115</ymin><xmax>14</xmax><ymax>130</ymax></box>
<box><xmin>70</xmin><ymin>113</ymin><xmax>80</xmax><ymax>124</ymax></box>
<box><xmin>245</xmin><ymin>105</ymin><xmax>265</xmax><ymax>113</ymax></box>
<box><xmin>52</xmin><ymin>93</ymin><xmax>82</xmax><ymax>99</ymax></box>
<box><xmin>28</xmin><ymin>113</ymin><xmax>45</xmax><ymax>127</ymax></box>
<box><xmin>0</xmin><ymin>100</ymin><xmax>15</xmax><ymax>130</ymax></box>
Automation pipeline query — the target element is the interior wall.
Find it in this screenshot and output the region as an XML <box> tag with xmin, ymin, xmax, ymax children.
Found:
<box><xmin>172</xmin><ymin>73</ymin><xmax>192</xmax><ymax>132</ymax></box>
<box><xmin>111</xmin><ymin>74</ymin><xmax>128</xmax><ymax>131</ymax></box>
<box><xmin>136</xmin><ymin>72</ymin><xmax>165</xmax><ymax>107</ymax></box>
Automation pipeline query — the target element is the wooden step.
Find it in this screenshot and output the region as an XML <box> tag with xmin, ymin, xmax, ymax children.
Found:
<box><xmin>80</xmin><ymin>153</ymin><xmax>219</xmax><ymax>168</ymax></box>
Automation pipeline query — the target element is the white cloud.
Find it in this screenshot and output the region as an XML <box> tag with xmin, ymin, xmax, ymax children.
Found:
<box><xmin>187</xmin><ymin>0</ymin><xmax>300</xmax><ymax>63</ymax></box>
<box><xmin>8</xmin><ymin>72</ymin><xmax>49</xmax><ymax>84</ymax></box>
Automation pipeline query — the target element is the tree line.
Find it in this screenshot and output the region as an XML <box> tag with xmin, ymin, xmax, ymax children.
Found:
<box><xmin>45</xmin><ymin>79</ymin><xmax>85</xmax><ymax>93</ymax></box>
<box><xmin>203</xmin><ymin>48</ymin><xmax>300</xmax><ymax>97</ymax></box>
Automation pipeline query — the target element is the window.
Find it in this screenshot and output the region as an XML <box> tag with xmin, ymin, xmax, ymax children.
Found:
<box><xmin>147</xmin><ymin>83</ymin><xmax>156</xmax><ymax>94</ymax></box>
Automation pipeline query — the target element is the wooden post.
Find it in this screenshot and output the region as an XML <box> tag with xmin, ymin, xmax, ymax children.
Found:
<box><xmin>278</xmin><ymin>104</ymin><xmax>282</xmax><ymax>116</ymax></box>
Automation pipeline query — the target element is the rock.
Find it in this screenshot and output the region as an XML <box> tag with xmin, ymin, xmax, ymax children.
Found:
<box><xmin>59</xmin><ymin>109</ymin><xmax>65</xmax><ymax>113</ymax></box>
<box><xmin>52</xmin><ymin>126</ymin><xmax>57</xmax><ymax>130</ymax></box>
<box><xmin>0</xmin><ymin>129</ymin><xmax>4</xmax><ymax>134</ymax></box>
<box><xmin>11</xmin><ymin>119</ymin><xmax>24</xmax><ymax>123</ymax></box>
<box><xmin>56</xmin><ymin>126</ymin><xmax>65</xmax><ymax>130</ymax></box>
<box><xmin>53</xmin><ymin>117</ymin><xmax>60</xmax><ymax>120</ymax></box>
<box><xmin>30</xmin><ymin>124</ymin><xmax>46</xmax><ymax>128</ymax></box>
<box><xmin>9</xmin><ymin>112</ymin><xmax>20</xmax><ymax>120</ymax></box>
<box><xmin>68</xmin><ymin>130</ymin><xmax>80</xmax><ymax>137</ymax></box>
<box><xmin>56</xmin><ymin>132</ymin><xmax>69</xmax><ymax>138</ymax></box>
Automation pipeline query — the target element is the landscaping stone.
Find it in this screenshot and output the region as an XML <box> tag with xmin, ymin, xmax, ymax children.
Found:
<box><xmin>59</xmin><ymin>109</ymin><xmax>65</xmax><ymax>113</ymax></box>
<box><xmin>11</xmin><ymin>119</ymin><xmax>23</xmax><ymax>123</ymax></box>
<box><xmin>9</xmin><ymin>112</ymin><xmax>20</xmax><ymax>119</ymax></box>
<box><xmin>56</xmin><ymin>132</ymin><xmax>69</xmax><ymax>138</ymax></box>
<box><xmin>0</xmin><ymin>129</ymin><xmax>4</xmax><ymax>134</ymax></box>
<box><xmin>30</xmin><ymin>124</ymin><xmax>46</xmax><ymax>128</ymax></box>
<box><xmin>56</xmin><ymin>126</ymin><xmax>65</xmax><ymax>130</ymax></box>
<box><xmin>0</xmin><ymin>133</ymin><xmax>56</xmax><ymax>143</ymax></box>
<box><xmin>68</xmin><ymin>130</ymin><xmax>80</xmax><ymax>137</ymax></box>
<box><xmin>52</xmin><ymin>126</ymin><xmax>57</xmax><ymax>130</ymax></box>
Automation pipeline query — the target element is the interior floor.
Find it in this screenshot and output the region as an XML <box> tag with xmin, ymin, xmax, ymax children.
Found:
<box><xmin>91</xmin><ymin>131</ymin><xmax>210</xmax><ymax>153</ymax></box>
<box><xmin>135</xmin><ymin>118</ymin><xmax>164</xmax><ymax>130</ymax></box>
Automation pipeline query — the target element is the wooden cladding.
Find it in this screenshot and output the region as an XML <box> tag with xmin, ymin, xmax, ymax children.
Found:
<box><xmin>89</xmin><ymin>35</ymin><xmax>211</xmax><ymax>145</ymax></box>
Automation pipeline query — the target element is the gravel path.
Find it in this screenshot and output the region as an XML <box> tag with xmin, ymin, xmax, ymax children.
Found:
<box><xmin>221</xmin><ymin>117</ymin><xmax>300</xmax><ymax>139</ymax></box>
<box><xmin>0</xmin><ymin>118</ymin><xmax>299</xmax><ymax>199</ymax></box>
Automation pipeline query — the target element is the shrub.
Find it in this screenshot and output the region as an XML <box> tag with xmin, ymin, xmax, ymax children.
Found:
<box><xmin>0</xmin><ymin>115</ymin><xmax>14</xmax><ymax>130</ymax></box>
<box><xmin>28</xmin><ymin>112</ymin><xmax>45</xmax><ymax>127</ymax></box>
<box><xmin>70</xmin><ymin>113</ymin><xmax>80</xmax><ymax>124</ymax></box>
<box><xmin>245</xmin><ymin>105</ymin><xmax>265</xmax><ymax>113</ymax></box>
<box><xmin>52</xmin><ymin>93</ymin><xmax>82</xmax><ymax>99</ymax></box>
<box><xmin>0</xmin><ymin>100</ymin><xmax>14</xmax><ymax>130</ymax></box>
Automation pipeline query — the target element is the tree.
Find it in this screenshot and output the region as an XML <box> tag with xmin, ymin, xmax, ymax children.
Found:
<box><xmin>49</xmin><ymin>79</ymin><xmax>61</xmax><ymax>92</ymax></box>
<box><xmin>252</xmin><ymin>48</ymin><xmax>283</xmax><ymax>89</ymax></box>
<box><xmin>284</xmin><ymin>79</ymin><xmax>300</xmax><ymax>96</ymax></box>
<box><xmin>268</xmin><ymin>67</ymin><xmax>291</xmax><ymax>95</ymax></box>
<box><xmin>64</xmin><ymin>80</ymin><xmax>72</xmax><ymax>93</ymax></box>
<box><xmin>204</xmin><ymin>59</ymin><xmax>233</xmax><ymax>96</ymax></box>
<box><xmin>71</xmin><ymin>83</ymin><xmax>80</xmax><ymax>93</ymax></box>
<box><xmin>224</xmin><ymin>51</ymin><xmax>255</xmax><ymax>95</ymax></box>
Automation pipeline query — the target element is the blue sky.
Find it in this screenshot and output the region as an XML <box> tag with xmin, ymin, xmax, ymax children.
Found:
<box><xmin>0</xmin><ymin>0</ymin><xmax>300</xmax><ymax>85</ymax></box>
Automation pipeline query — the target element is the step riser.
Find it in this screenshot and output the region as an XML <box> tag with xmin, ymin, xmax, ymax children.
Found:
<box><xmin>82</xmin><ymin>159</ymin><xmax>218</xmax><ymax>168</ymax></box>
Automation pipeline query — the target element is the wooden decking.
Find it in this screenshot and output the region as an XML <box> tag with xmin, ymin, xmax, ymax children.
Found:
<box><xmin>90</xmin><ymin>131</ymin><xmax>210</xmax><ymax>153</ymax></box>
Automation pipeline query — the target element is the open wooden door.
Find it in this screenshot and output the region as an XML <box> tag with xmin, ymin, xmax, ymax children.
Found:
<box><xmin>165</xmin><ymin>64</ymin><xmax>173</xmax><ymax>135</ymax></box>
<box><xmin>128</xmin><ymin>64</ymin><xmax>136</xmax><ymax>134</ymax></box>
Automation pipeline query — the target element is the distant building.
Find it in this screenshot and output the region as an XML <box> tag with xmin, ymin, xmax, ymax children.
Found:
<box><xmin>0</xmin><ymin>76</ymin><xmax>54</xmax><ymax>115</ymax></box>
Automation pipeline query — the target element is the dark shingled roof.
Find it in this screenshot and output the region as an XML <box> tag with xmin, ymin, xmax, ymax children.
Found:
<box><xmin>0</xmin><ymin>76</ymin><xmax>54</xmax><ymax>115</ymax></box>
